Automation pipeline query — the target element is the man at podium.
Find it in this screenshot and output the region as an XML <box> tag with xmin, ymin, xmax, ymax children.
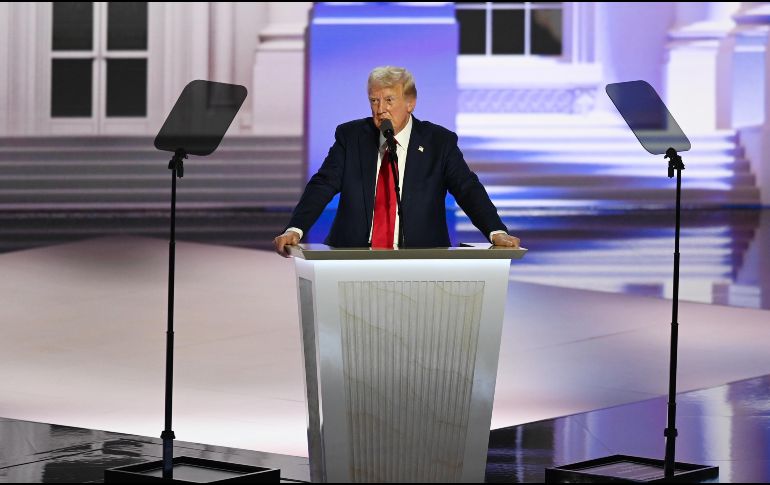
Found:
<box><xmin>274</xmin><ymin>66</ymin><xmax>519</xmax><ymax>256</ymax></box>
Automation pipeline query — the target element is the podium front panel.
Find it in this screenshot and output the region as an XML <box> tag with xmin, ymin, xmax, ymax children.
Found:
<box><xmin>294</xmin><ymin>257</ymin><xmax>511</xmax><ymax>483</ymax></box>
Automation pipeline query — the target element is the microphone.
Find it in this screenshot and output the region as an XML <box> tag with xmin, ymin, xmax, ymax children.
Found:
<box><xmin>380</xmin><ymin>119</ymin><xmax>396</xmax><ymax>153</ymax></box>
<box><xmin>380</xmin><ymin>119</ymin><xmax>395</xmax><ymax>139</ymax></box>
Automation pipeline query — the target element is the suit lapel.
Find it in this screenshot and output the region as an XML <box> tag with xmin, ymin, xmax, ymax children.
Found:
<box><xmin>360</xmin><ymin>120</ymin><xmax>380</xmax><ymax>230</ymax></box>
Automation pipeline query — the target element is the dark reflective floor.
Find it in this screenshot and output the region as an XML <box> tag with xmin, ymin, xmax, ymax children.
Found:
<box><xmin>2</xmin><ymin>374</ymin><xmax>768</xmax><ymax>482</ymax></box>
<box><xmin>0</xmin><ymin>419</ymin><xmax>309</xmax><ymax>483</ymax></box>
<box><xmin>487</xmin><ymin>374</ymin><xmax>770</xmax><ymax>483</ymax></box>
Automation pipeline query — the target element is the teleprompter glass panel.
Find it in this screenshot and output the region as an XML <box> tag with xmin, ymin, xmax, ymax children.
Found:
<box><xmin>606</xmin><ymin>81</ymin><xmax>691</xmax><ymax>155</ymax></box>
<box><xmin>154</xmin><ymin>80</ymin><xmax>247</xmax><ymax>156</ymax></box>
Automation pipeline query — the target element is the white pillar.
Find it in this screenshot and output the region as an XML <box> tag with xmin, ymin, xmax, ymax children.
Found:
<box><xmin>251</xmin><ymin>3</ymin><xmax>312</xmax><ymax>136</ymax></box>
<box><xmin>4</xmin><ymin>3</ymin><xmax>38</xmax><ymax>136</ymax></box>
<box><xmin>210</xmin><ymin>2</ymin><xmax>235</xmax><ymax>84</ymax></box>
<box><xmin>721</xmin><ymin>3</ymin><xmax>770</xmax><ymax>129</ymax></box>
<box><xmin>0</xmin><ymin>2</ymin><xmax>10</xmax><ymax>135</ymax></box>
<box><xmin>712</xmin><ymin>3</ymin><xmax>770</xmax><ymax>205</ymax></box>
<box><xmin>756</xmin><ymin>3</ymin><xmax>770</xmax><ymax>205</ymax></box>
<box><xmin>161</xmin><ymin>3</ymin><xmax>210</xmax><ymax>116</ymax></box>
<box><xmin>727</xmin><ymin>2</ymin><xmax>770</xmax><ymax>205</ymax></box>
<box><xmin>664</xmin><ymin>2</ymin><xmax>739</xmax><ymax>133</ymax></box>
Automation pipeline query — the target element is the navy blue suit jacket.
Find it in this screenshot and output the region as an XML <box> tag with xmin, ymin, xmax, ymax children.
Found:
<box><xmin>286</xmin><ymin>117</ymin><xmax>507</xmax><ymax>247</ymax></box>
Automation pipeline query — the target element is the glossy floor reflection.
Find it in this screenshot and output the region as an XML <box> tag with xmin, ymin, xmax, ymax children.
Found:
<box><xmin>2</xmin><ymin>374</ymin><xmax>768</xmax><ymax>483</ymax></box>
<box><xmin>0</xmin><ymin>418</ymin><xmax>309</xmax><ymax>483</ymax></box>
<box><xmin>486</xmin><ymin>374</ymin><xmax>770</xmax><ymax>483</ymax></box>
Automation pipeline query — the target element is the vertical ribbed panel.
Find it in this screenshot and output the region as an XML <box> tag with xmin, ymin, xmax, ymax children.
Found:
<box><xmin>339</xmin><ymin>280</ymin><xmax>485</xmax><ymax>483</ymax></box>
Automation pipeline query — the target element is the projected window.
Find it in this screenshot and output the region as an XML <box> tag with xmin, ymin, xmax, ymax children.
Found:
<box><xmin>51</xmin><ymin>2</ymin><xmax>148</xmax><ymax>118</ymax></box>
<box><xmin>456</xmin><ymin>2</ymin><xmax>563</xmax><ymax>56</ymax></box>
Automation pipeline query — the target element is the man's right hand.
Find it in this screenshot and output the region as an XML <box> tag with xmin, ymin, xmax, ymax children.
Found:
<box><xmin>273</xmin><ymin>230</ymin><xmax>301</xmax><ymax>258</ymax></box>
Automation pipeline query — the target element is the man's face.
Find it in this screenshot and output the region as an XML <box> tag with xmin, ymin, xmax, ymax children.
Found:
<box><xmin>368</xmin><ymin>84</ymin><xmax>415</xmax><ymax>135</ymax></box>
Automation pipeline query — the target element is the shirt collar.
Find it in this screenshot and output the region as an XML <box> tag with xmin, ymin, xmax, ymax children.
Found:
<box><xmin>379</xmin><ymin>115</ymin><xmax>413</xmax><ymax>151</ymax></box>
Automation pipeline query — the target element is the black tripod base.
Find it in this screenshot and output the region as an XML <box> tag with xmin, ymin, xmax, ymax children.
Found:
<box><xmin>104</xmin><ymin>456</ymin><xmax>280</xmax><ymax>483</ymax></box>
<box><xmin>545</xmin><ymin>455</ymin><xmax>718</xmax><ymax>483</ymax></box>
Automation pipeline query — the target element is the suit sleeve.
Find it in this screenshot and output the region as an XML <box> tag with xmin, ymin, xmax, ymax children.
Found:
<box><xmin>284</xmin><ymin>126</ymin><xmax>346</xmax><ymax>234</ymax></box>
<box><xmin>443</xmin><ymin>132</ymin><xmax>508</xmax><ymax>237</ymax></box>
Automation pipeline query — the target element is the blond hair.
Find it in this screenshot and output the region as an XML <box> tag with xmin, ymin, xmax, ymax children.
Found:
<box><xmin>367</xmin><ymin>66</ymin><xmax>417</xmax><ymax>99</ymax></box>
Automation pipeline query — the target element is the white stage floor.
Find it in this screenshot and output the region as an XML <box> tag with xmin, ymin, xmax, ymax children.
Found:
<box><xmin>1</xmin><ymin>237</ymin><xmax>769</xmax><ymax>458</ymax></box>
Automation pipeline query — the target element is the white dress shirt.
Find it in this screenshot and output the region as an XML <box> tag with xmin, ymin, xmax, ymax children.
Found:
<box><xmin>368</xmin><ymin>115</ymin><xmax>412</xmax><ymax>247</ymax></box>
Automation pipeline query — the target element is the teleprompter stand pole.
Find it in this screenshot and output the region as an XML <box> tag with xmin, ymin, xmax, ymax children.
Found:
<box><xmin>663</xmin><ymin>147</ymin><xmax>684</xmax><ymax>479</ymax></box>
<box><xmin>162</xmin><ymin>148</ymin><xmax>186</xmax><ymax>478</ymax></box>
<box><xmin>104</xmin><ymin>80</ymin><xmax>281</xmax><ymax>483</ymax></box>
<box><xmin>544</xmin><ymin>80</ymin><xmax>718</xmax><ymax>483</ymax></box>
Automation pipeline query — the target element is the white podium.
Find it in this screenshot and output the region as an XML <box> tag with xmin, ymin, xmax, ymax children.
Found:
<box><xmin>289</xmin><ymin>244</ymin><xmax>526</xmax><ymax>483</ymax></box>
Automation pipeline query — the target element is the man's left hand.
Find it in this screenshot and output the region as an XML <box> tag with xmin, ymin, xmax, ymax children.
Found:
<box><xmin>491</xmin><ymin>233</ymin><xmax>520</xmax><ymax>248</ymax></box>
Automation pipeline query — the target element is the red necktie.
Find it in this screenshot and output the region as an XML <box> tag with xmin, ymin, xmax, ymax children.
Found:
<box><xmin>371</xmin><ymin>147</ymin><xmax>397</xmax><ymax>248</ymax></box>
